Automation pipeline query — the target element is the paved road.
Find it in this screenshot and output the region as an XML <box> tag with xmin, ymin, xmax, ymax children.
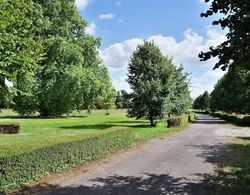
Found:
<box><xmin>15</xmin><ymin>114</ymin><xmax>249</xmax><ymax>195</ymax></box>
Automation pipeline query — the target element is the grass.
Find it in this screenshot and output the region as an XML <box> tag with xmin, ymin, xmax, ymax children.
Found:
<box><xmin>207</xmin><ymin>137</ymin><xmax>250</xmax><ymax>194</ymax></box>
<box><xmin>0</xmin><ymin>109</ymin><xmax>191</xmax><ymax>158</ymax></box>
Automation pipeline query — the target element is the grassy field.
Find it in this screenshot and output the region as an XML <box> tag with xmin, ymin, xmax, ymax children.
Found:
<box><xmin>0</xmin><ymin>109</ymin><xmax>190</xmax><ymax>158</ymax></box>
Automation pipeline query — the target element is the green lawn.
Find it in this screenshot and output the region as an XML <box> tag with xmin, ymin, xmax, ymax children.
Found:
<box><xmin>0</xmin><ymin>109</ymin><xmax>191</xmax><ymax>158</ymax></box>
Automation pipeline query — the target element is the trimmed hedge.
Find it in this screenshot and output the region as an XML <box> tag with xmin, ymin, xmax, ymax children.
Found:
<box><xmin>0</xmin><ymin>127</ymin><xmax>134</xmax><ymax>192</ymax></box>
<box><xmin>0</xmin><ymin>123</ymin><xmax>20</xmax><ymax>134</ymax></box>
<box><xmin>210</xmin><ymin>113</ymin><xmax>250</xmax><ymax>126</ymax></box>
<box><xmin>167</xmin><ymin>117</ymin><xmax>182</xmax><ymax>127</ymax></box>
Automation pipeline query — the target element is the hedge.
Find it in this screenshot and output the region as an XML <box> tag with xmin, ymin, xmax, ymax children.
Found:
<box><xmin>0</xmin><ymin>123</ymin><xmax>20</xmax><ymax>134</ymax></box>
<box><xmin>167</xmin><ymin>117</ymin><xmax>181</xmax><ymax>127</ymax></box>
<box><xmin>210</xmin><ymin>113</ymin><xmax>250</xmax><ymax>126</ymax></box>
<box><xmin>0</xmin><ymin>127</ymin><xmax>134</xmax><ymax>192</ymax></box>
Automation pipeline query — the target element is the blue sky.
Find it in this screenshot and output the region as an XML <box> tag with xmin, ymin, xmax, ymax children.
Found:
<box><xmin>76</xmin><ymin>0</ymin><xmax>227</xmax><ymax>98</ymax></box>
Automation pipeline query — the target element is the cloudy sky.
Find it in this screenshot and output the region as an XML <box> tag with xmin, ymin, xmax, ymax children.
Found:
<box><xmin>76</xmin><ymin>0</ymin><xmax>227</xmax><ymax>98</ymax></box>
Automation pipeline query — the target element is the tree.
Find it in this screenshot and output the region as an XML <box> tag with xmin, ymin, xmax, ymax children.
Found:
<box><xmin>115</xmin><ymin>91</ymin><xmax>123</xmax><ymax>109</ymax></box>
<box><xmin>0</xmin><ymin>0</ymin><xmax>43</xmax><ymax>111</ymax></box>
<box><xmin>193</xmin><ymin>91</ymin><xmax>210</xmax><ymax>110</ymax></box>
<box><xmin>210</xmin><ymin>66</ymin><xmax>250</xmax><ymax>114</ymax></box>
<box><xmin>5</xmin><ymin>0</ymin><xmax>114</xmax><ymax>117</ymax></box>
<box><xmin>115</xmin><ymin>90</ymin><xmax>130</xmax><ymax>109</ymax></box>
<box><xmin>127</xmin><ymin>41</ymin><xmax>191</xmax><ymax>126</ymax></box>
<box><xmin>169</xmin><ymin>65</ymin><xmax>192</xmax><ymax>116</ymax></box>
<box><xmin>199</xmin><ymin>0</ymin><xmax>250</xmax><ymax>70</ymax></box>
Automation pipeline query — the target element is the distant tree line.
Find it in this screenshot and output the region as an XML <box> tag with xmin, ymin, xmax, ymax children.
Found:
<box><xmin>0</xmin><ymin>0</ymin><xmax>115</xmax><ymax>116</ymax></box>
<box><xmin>115</xmin><ymin>90</ymin><xmax>130</xmax><ymax>109</ymax></box>
<box><xmin>193</xmin><ymin>67</ymin><xmax>250</xmax><ymax>114</ymax></box>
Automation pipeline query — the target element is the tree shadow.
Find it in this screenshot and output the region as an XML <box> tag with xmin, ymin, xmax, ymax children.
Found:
<box><xmin>59</xmin><ymin>124</ymin><xmax>113</xmax><ymax>130</ymax></box>
<box><xmin>10</xmin><ymin>138</ymin><xmax>250</xmax><ymax>195</ymax></box>
<box><xmin>0</xmin><ymin>115</ymin><xmax>88</xmax><ymax>120</ymax></box>
<box><xmin>59</xmin><ymin>123</ymin><xmax>150</xmax><ymax>130</ymax></box>
<box><xmin>11</xmin><ymin>173</ymin><xmax>214</xmax><ymax>195</ymax></box>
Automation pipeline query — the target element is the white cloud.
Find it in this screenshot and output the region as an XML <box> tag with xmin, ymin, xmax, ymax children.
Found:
<box><xmin>76</xmin><ymin>0</ymin><xmax>90</xmax><ymax>10</ymax></box>
<box><xmin>100</xmin><ymin>28</ymin><xmax>226</xmax><ymax>97</ymax></box>
<box><xmin>112</xmin><ymin>76</ymin><xmax>131</xmax><ymax>92</ymax></box>
<box><xmin>100</xmin><ymin>38</ymin><xmax>142</xmax><ymax>73</ymax></box>
<box><xmin>99</xmin><ymin>13</ymin><xmax>115</xmax><ymax>20</ymax></box>
<box><xmin>85</xmin><ymin>22</ymin><xmax>97</xmax><ymax>35</ymax></box>
<box><xmin>191</xmin><ymin>69</ymin><xmax>227</xmax><ymax>98</ymax></box>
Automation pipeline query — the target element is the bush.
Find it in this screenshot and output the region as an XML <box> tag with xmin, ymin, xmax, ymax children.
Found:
<box><xmin>0</xmin><ymin>123</ymin><xmax>20</xmax><ymax>134</ymax></box>
<box><xmin>210</xmin><ymin>113</ymin><xmax>250</xmax><ymax>127</ymax></box>
<box><xmin>167</xmin><ymin>117</ymin><xmax>182</xmax><ymax>127</ymax></box>
<box><xmin>0</xmin><ymin>127</ymin><xmax>134</xmax><ymax>192</ymax></box>
<box><xmin>241</xmin><ymin>116</ymin><xmax>250</xmax><ymax>126</ymax></box>
<box><xmin>188</xmin><ymin>113</ymin><xmax>196</xmax><ymax>122</ymax></box>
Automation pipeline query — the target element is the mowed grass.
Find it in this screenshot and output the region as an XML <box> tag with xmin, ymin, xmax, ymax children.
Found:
<box><xmin>0</xmin><ymin>109</ymin><xmax>190</xmax><ymax>158</ymax></box>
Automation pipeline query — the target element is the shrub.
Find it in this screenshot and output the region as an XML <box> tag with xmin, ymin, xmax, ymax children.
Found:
<box><xmin>210</xmin><ymin>113</ymin><xmax>250</xmax><ymax>127</ymax></box>
<box><xmin>242</xmin><ymin>116</ymin><xmax>250</xmax><ymax>126</ymax></box>
<box><xmin>0</xmin><ymin>127</ymin><xmax>134</xmax><ymax>192</ymax></box>
<box><xmin>188</xmin><ymin>113</ymin><xmax>196</xmax><ymax>122</ymax></box>
<box><xmin>0</xmin><ymin>123</ymin><xmax>20</xmax><ymax>134</ymax></box>
<box><xmin>167</xmin><ymin>117</ymin><xmax>182</xmax><ymax>127</ymax></box>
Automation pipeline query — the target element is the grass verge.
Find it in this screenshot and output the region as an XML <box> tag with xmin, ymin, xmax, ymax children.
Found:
<box><xmin>0</xmin><ymin>109</ymin><xmax>195</xmax><ymax>193</ymax></box>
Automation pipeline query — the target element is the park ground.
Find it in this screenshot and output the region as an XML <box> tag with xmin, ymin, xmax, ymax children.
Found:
<box><xmin>1</xmin><ymin>112</ymin><xmax>250</xmax><ymax>194</ymax></box>
<box><xmin>0</xmin><ymin>109</ymin><xmax>190</xmax><ymax>159</ymax></box>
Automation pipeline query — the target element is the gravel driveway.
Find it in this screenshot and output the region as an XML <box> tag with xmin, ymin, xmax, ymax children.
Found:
<box><xmin>13</xmin><ymin>114</ymin><xmax>250</xmax><ymax>195</ymax></box>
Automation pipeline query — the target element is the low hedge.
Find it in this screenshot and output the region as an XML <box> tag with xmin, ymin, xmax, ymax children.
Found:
<box><xmin>210</xmin><ymin>113</ymin><xmax>250</xmax><ymax>126</ymax></box>
<box><xmin>0</xmin><ymin>127</ymin><xmax>134</xmax><ymax>192</ymax></box>
<box><xmin>0</xmin><ymin>123</ymin><xmax>20</xmax><ymax>134</ymax></box>
<box><xmin>167</xmin><ymin>117</ymin><xmax>182</xmax><ymax>127</ymax></box>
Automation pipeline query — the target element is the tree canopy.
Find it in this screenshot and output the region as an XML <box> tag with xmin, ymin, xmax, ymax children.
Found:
<box><xmin>0</xmin><ymin>0</ymin><xmax>115</xmax><ymax>117</ymax></box>
<box><xmin>127</xmin><ymin>41</ymin><xmax>191</xmax><ymax>126</ymax></box>
<box><xmin>193</xmin><ymin>91</ymin><xmax>210</xmax><ymax>111</ymax></box>
<box><xmin>199</xmin><ymin>0</ymin><xmax>250</xmax><ymax>70</ymax></box>
<box><xmin>210</xmin><ymin>66</ymin><xmax>250</xmax><ymax>114</ymax></box>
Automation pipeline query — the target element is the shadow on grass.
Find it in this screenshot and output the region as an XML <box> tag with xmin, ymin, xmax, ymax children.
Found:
<box><xmin>59</xmin><ymin>123</ymin><xmax>150</xmax><ymax>130</ymax></box>
<box><xmin>0</xmin><ymin>115</ymin><xmax>88</xmax><ymax>120</ymax></box>
<box><xmin>10</xmin><ymin>138</ymin><xmax>250</xmax><ymax>195</ymax></box>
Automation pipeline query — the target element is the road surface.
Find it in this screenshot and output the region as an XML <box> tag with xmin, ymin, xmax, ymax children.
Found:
<box><xmin>14</xmin><ymin>114</ymin><xmax>250</xmax><ymax>195</ymax></box>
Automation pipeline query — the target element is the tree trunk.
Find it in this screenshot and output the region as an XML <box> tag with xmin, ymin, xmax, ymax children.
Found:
<box><xmin>149</xmin><ymin>116</ymin><xmax>154</xmax><ymax>127</ymax></box>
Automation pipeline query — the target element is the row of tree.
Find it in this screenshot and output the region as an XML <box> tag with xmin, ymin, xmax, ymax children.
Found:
<box><xmin>210</xmin><ymin>66</ymin><xmax>250</xmax><ymax>114</ymax></box>
<box><xmin>195</xmin><ymin>0</ymin><xmax>249</xmax><ymax>115</ymax></box>
<box><xmin>193</xmin><ymin>67</ymin><xmax>250</xmax><ymax>114</ymax></box>
<box><xmin>0</xmin><ymin>0</ymin><xmax>115</xmax><ymax>117</ymax></box>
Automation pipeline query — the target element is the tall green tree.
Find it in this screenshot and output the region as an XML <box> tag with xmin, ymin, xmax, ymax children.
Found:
<box><xmin>199</xmin><ymin>0</ymin><xmax>250</xmax><ymax>70</ymax></box>
<box><xmin>210</xmin><ymin>66</ymin><xmax>250</xmax><ymax>114</ymax></box>
<box><xmin>4</xmin><ymin>0</ymin><xmax>114</xmax><ymax>117</ymax></box>
<box><xmin>127</xmin><ymin>41</ymin><xmax>191</xmax><ymax>126</ymax></box>
<box><xmin>193</xmin><ymin>91</ymin><xmax>210</xmax><ymax>111</ymax></box>
<box><xmin>0</xmin><ymin>0</ymin><xmax>43</xmax><ymax>110</ymax></box>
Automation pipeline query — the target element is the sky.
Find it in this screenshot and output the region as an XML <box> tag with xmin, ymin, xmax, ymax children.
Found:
<box><xmin>76</xmin><ymin>0</ymin><xmax>227</xmax><ymax>98</ymax></box>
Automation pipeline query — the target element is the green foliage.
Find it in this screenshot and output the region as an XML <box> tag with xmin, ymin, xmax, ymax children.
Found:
<box><xmin>199</xmin><ymin>0</ymin><xmax>250</xmax><ymax>70</ymax></box>
<box><xmin>0</xmin><ymin>127</ymin><xmax>133</xmax><ymax>192</ymax></box>
<box><xmin>115</xmin><ymin>90</ymin><xmax>130</xmax><ymax>109</ymax></box>
<box><xmin>193</xmin><ymin>91</ymin><xmax>210</xmax><ymax>111</ymax></box>
<box><xmin>167</xmin><ymin>117</ymin><xmax>181</xmax><ymax>127</ymax></box>
<box><xmin>127</xmin><ymin>41</ymin><xmax>191</xmax><ymax>126</ymax></box>
<box><xmin>1</xmin><ymin>0</ymin><xmax>114</xmax><ymax>117</ymax></box>
<box><xmin>210</xmin><ymin>112</ymin><xmax>250</xmax><ymax>127</ymax></box>
<box><xmin>0</xmin><ymin>123</ymin><xmax>20</xmax><ymax>134</ymax></box>
<box><xmin>210</xmin><ymin>67</ymin><xmax>250</xmax><ymax>114</ymax></box>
